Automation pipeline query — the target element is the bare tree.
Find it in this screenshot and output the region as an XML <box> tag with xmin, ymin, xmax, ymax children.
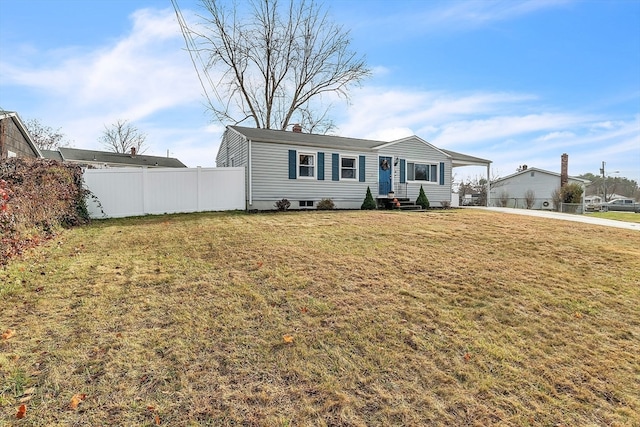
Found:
<box><xmin>498</xmin><ymin>190</ymin><xmax>509</xmax><ymax>207</ymax></box>
<box><xmin>524</xmin><ymin>189</ymin><xmax>535</xmax><ymax>209</ymax></box>
<box><xmin>24</xmin><ymin>118</ymin><xmax>71</xmax><ymax>151</ymax></box>
<box><xmin>174</xmin><ymin>0</ymin><xmax>370</xmax><ymax>132</ymax></box>
<box><xmin>99</xmin><ymin>120</ymin><xmax>147</xmax><ymax>154</ymax></box>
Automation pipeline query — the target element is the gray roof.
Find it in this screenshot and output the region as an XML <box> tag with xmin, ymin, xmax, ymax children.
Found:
<box><xmin>41</xmin><ymin>149</ymin><xmax>63</xmax><ymax>161</ymax></box>
<box><xmin>230</xmin><ymin>125</ymin><xmax>383</xmax><ymax>151</ymax></box>
<box><xmin>229</xmin><ymin>125</ymin><xmax>492</xmax><ymax>166</ymax></box>
<box><xmin>494</xmin><ymin>167</ymin><xmax>590</xmax><ymax>184</ymax></box>
<box><xmin>44</xmin><ymin>147</ymin><xmax>187</xmax><ymax>168</ymax></box>
<box><xmin>441</xmin><ymin>149</ymin><xmax>492</xmax><ymax>167</ymax></box>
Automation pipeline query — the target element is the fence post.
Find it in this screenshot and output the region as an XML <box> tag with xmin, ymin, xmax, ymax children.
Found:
<box><xmin>196</xmin><ymin>167</ymin><xmax>202</xmax><ymax>212</ymax></box>
<box><xmin>142</xmin><ymin>167</ymin><xmax>149</xmax><ymax>215</ymax></box>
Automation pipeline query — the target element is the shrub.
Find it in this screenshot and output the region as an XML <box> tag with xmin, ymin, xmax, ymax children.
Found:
<box><xmin>1</xmin><ymin>158</ymin><xmax>91</xmax><ymax>265</ymax></box>
<box><xmin>497</xmin><ymin>190</ymin><xmax>509</xmax><ymax>207</ymax></box>
<box><xmin>561</xmin><ymin>183</ymin><xmax>584</xmax><ymax>204</ymax></box>
<box><xmin>416</xmin><ymin>185</ymin><xmax>430</xmax><ymax>209</ymax></box>
<box><xmin>524</xmin><ymin>189</ymin><xmax>536</xmax><ymax>209</ymax></box>
<box><xmin>274</xmin><ymin>198</ymin><xmax>291</xmax><ymax>211</ymax></box>
<box><xmin>551</xmin><ymin>184</ymin><xmax>584</xmax><ymax>212</ymax></box>
<box><xmin>440</xmin><ymin>200</ymin><xmax>451</xmax><ymax>209</ymax></box>
<box><xmin>551</xmin><ymin>188</ymin><xmax>562</xmax><ymax>211</ymax></box>
<box><xmin>316</xmin><ymin>198</ymin><xmax>335</xmax><ymax>210</ymax></box>
<box><xmin>361</xmin><ymin>186</ymin><xmax>376</xmax><ymax>210</ymax></box>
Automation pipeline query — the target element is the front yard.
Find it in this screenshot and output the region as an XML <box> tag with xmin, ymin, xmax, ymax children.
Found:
<box><xmin>1</xmin><ymin>210</ymin><xmax>639</xmax><ymax>426</ymax></box>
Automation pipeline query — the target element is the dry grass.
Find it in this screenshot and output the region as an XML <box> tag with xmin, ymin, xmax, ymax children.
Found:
<box><xmin>1</xmin><ymin>209</ymin><xmax>639</xmax><ymax>426</ymax></box>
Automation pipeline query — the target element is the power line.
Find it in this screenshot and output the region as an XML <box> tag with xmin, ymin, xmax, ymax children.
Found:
<box><xmin>171</xmin><ymin>0</ymin><xmax>224</xmax><ymax>111</ymax></box>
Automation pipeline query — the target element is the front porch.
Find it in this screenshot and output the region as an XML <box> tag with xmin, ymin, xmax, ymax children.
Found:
<box><xmin>376</xmin><ymin>196</ymin><xmax>422</xmax><ymax>210</ymax></box>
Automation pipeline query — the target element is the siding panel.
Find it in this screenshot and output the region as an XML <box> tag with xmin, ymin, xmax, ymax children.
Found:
<box><xmin>250</xmin><ymin>142</ymin><xmax>375</xmax><ymax>205</ymax></box>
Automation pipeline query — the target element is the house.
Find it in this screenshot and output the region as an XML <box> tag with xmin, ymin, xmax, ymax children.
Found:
<box><xmin>0</xmin><ymin>111</ymin><xmax>42</xmax><ymax>160</ymax></box>
<box><xmin>41</xmin><ymin>147</ymin><xmax>187</xmax><ymax>168</ymax></box>
<box><xmin>216</xmin><ymin>125</ymin><xmax>491</xmax><ymax>210</ymax></box>
<box><xmin>489</xmin><ymin>155</ymin><xmax>589</xmax><ymax>210</ymax></box>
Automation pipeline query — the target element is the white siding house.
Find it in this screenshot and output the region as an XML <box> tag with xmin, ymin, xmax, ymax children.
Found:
<box><xmin>490</xmin><ymin>167</ymin><xmax>590</xmax><ymax>210</ymax></box>
<box><xmin>216</xmin><ymin>126</ymin><xmax>491</xmax><ymax>210</ymax></box>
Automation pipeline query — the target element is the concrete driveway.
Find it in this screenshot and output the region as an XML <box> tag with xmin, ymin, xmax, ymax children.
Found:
<box><xmin>468</xmin><ymin>207</ymin><xmax>640</xmax><ymax>231</ymax></box>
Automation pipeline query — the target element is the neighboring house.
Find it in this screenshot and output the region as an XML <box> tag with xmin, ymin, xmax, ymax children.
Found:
<box><xmin>490</xmin><ymin>166</ymin><xmax>590</xmax><ymax>210</ymax></box>
<box><xmin>0</xmin><ymin>111</ymin><xmax>42</xmax><ymax>160</ymax></box>
<box><xmin>41</xmin><ymin>147</ymin><xmax>187</xmax><ymax>168</ymax></box>
<box><xmin>216</xmin><ymin>125</ymin><xmax>491</xmax><ymax>210</ymax></box>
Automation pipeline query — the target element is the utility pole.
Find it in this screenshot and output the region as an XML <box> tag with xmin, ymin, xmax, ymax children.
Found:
<box><xmin>600</xmin><ymin>161</ymin><xmax>606</xmax><ymax>202</ymax></box>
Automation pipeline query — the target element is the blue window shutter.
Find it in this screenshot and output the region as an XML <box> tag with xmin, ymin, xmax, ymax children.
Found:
<box><xmin>288</xmin><ymin>150</ymin><xmax>296</xmax><ymax>179</ymax></box>
<box><xmin>332</xmin><ymin>153</ymin><xmax>339</xmax><ymax>181</ymax></box>
<box><xmin>400</xmin><ymin>159</ymin><xmax>406</xmax><ymax>184</ymax></box>
<box><xmin>439</xmin><ymin>162</ymin><xmax>445</xmax><ymax>185</ymax></box>
<box><xmin>317</xmin><ymin>152</ymin><xmax>325</xmax><ymax>180</ymax></box>
<box><xmin>359</xmin><ymin>155</ymin><xmax>366</xmax><ymax>182</ymax></box>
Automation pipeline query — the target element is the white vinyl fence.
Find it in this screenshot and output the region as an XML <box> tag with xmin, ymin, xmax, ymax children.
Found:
<box><xmin>84</xmin><ymin>167</ymin><xmax>245</xmax><ymax>218</ymax></box>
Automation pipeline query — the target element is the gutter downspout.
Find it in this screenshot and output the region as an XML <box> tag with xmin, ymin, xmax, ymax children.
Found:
<box><xmin>248</xmin><ymin>139</ymin><xmax>252</xmax><ymax>207</ymax></box>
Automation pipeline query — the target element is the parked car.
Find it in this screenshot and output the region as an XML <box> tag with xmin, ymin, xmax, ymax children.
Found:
<box><xmin>600</xmin><ymin>198</ymin><xmax>640</xmax><ymax>213</ymax></box>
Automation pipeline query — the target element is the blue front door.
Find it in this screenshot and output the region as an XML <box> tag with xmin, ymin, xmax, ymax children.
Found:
<box><xmin>378</xmin><ymin>156</ymin><xmax>392</xmax><ymax>195</ymax></box>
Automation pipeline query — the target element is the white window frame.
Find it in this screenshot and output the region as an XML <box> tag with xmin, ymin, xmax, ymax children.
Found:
<box><xmin>406</xmin><ymin>160</ymin><xmax>438</xmax><ymax>183</ymax></box>
<box><xmin>298</xmin><ymin>152</ymin><xmax>316</xmax><ymax>179</ymax></box>
<box><xmin>340</xmin><ymin>155</ymin><xmax>358</xmax><ymax>180</ymax></box>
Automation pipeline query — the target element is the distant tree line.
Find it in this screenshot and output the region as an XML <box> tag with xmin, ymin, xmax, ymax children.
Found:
<box><xmin>578</xmin><ymin>173</ymin><xmax>639</xmax><ymax>201</ymax></box>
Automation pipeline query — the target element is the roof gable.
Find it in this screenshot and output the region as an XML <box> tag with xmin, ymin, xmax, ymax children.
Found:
<box><xmin>493</xmin><ymin>167</ymin><xmax>590</xmax><ymax>184</ymax></box>
<box><xmin>373</xmin><ymin>135</ymin><xmax>446</xmax><ymax>154</ymax></box>
<box><xmin>0</xmin><ymin>111</ymin><xmax>43</xmax><ymax>158</ymax></box>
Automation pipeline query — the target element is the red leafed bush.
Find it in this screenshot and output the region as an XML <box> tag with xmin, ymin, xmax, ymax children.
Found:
<box><xmin>1</xmin><ymin>158</ymin><xmax>91</xmax><ymax>265</ymax></box>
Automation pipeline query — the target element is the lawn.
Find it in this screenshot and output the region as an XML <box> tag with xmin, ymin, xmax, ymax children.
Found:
<box><xmin>1</xmin><ymin>210</ymin><xmax>639</xmax><ymax>426</ymax></box>
<box><xmin>586</xmin><ymin>211</ymin><xmax>640</xmax><ymax>224</ymax></box>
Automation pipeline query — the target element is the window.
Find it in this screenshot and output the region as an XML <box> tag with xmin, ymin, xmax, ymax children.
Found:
<box><xmin>299</xmin><ymin>200</ymin><xmax>314</xmax><ymax>207</ymax></box>
<box><xmin>407</xmin><ymin>162</ymin><xmax>437</xmax><ymax>182</ymax></box>
<box><xmin>298</xmin><ymin>153</ymin><xmax>315</xmax><ymax>178</ymax></box>
<box><xmin>341</xmin><ymin>156</ymin><xmax>357</xmax><ymax>179</ymax></box>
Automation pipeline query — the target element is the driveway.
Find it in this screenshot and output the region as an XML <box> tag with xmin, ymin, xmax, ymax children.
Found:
<box><xmin>467</xmin><ymin>207</ymin><xmax>640</xmax><ymax>231</ymax></box>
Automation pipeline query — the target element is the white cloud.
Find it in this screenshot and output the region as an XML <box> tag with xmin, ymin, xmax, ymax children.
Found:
<box><xmin>338</xmin><ymin>87</ymin><xmax>538</xmax><ymax>139</ymax></box>
<box><xmin>2</xmin><ymin>8</ymin><xmax>201</xmax><ymax>121</ymax></box>
<box><xmin>346</xmin><ymin>0</ymin><xmax>574</xmax><ymax>40</ymax></box>
<box><xmin>427</xmin><ymin>0</ymin><xmax>573</xmax><ymax>30</ymax></box>
<box><xmin>0</xmin><ymin>7</ymin><xmax>213</xmax><ymax>161</ymax></box>
<box><xmin>336</xmin><ymin>85</ymin><xmax>639</xmax><ymax>184</ymax></box>
<box><xmin>535</xmin><ymin>131</ymin><xmax>576</xmax><ymax>142</ymax></box>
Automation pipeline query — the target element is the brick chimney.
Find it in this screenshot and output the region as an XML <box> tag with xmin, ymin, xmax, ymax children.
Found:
<box><xmin>130</xmin><ymin>147</ymin><xmax>136</xmax><ymax>157</ymax></box>
<box><xmin>560</xmin><ymin>153</ymin><xmax>568</xmax><ymax>187</ymax></box>
<box><xmin>292</xmin><ymin>124</ymin><xmax>302</xmax><ymax>133</ymax></box>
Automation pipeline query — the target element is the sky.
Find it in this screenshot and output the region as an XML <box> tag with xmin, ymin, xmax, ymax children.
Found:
<box><xmin>1</xmin><ymin>0</ymin><xmax>639</xmax><ymax>185</ymax></box>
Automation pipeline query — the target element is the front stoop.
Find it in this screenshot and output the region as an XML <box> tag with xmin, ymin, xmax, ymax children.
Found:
<box><xmin>377</xmin><ymin>198</ymin><xmax>422</xmax><ymax>211</ymax></box>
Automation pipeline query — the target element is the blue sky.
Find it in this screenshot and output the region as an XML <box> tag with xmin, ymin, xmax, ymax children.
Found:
<box><xmin>1</xmin><ymin>0</ymin><xmax>639</xmax><ymax>184</ymax></box>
